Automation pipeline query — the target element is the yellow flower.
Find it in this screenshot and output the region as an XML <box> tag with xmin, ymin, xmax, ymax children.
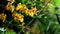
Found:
<box><xmin>31</xmin><ymin>7</ymin><xmax>37</xmax><ymax>15</ymax></box>
<box><xmin>0</xmin><ymin>13</ymin><xmax>6</xmax><ymax>22</ymax></box>
<box><xmin>25</xmin><ymin>9</ymin><xmax>29</xmax><ymax>16</ymax></box>
<box><xmin>21</xmin><ymin>4</ymin><xmax>27</xmax><ymax>11</ymax></box>
<box><xmin>28</xmin><ymin>10</ymin><xmax>34</xmax><ymax>17</ymax></box>
<box><xmin>12</xmin><ymin>12</ymin><xmax>24</xmax><ymax>22</ymax></box>
<box><xmin>16</xmin><ymin>3</ymin><xmax>27</xmax><ymax>13</ymax></box>
<box><xmin>6</xmin><ymin>2</ymin><xmax>11</xmax><ymax>10</ymax></box>
<box><xmin>25</xmin><ymin>7</ymin><xmax>37</xmax><ymax>17</ymax></box>
<box><xmin>16</xmin><ymin>3</ymin><xmax>23</xmax><ymax>11</ymax></box>
<box><xmin>6</xmin><ymin>2</ymin><xmax>15</xmax><ymax>13</ymax></box>
<box><xmin>25</xmin><ymin>9</ymin><xmax>34</xmax><ymax>17</ymax></box>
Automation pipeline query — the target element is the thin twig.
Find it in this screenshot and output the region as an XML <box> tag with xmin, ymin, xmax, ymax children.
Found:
<box><xmin>39</xmin><ymin>0</ymin><xmax>52</xmax><ymax>13</ymax></box>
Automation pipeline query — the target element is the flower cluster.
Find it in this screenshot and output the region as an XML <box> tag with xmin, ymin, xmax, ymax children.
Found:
<box><xmin>16</xmin><ymin>3</ymin><xmax>37</xmax><ymax>17</ymax></box>
<box><xmin>0</xmin><ymin>0</ymin><xmax>37</xmax><ymax>29</ymax></box>
<box><xmin>25</xmin><ymin>7</ymin><xmax>37</xmax><ymax>17</ymax></box>
<box><xmin>16</xmin><ymin>3</ymin><xmax>27</xmax><ymax>11</ymax></box>
<box><xmin>12</xmin><ymin>12</ymin><xmax>24</xmax><ymax>22</ymax></box>
<box><xmin>6</xmin><ymin>2</ymin><xmax>15</xmax><ymax>12</ymax></box>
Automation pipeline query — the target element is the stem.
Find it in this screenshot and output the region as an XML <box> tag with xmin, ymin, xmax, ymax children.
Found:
<box><xmin>56</xmin><ymin>14</ymin><xmax>60</xmax><ymax>24</ymax></box>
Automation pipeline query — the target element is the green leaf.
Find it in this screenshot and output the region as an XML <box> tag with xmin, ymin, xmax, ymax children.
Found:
<box><xmin>5</xmin><ymin>31</ymin><xmax>16</xmax><ymax>34</ymax></box>
<box><xmin>54</xmin><ymin>0</ymin><xmax>60</xmax><ymax>6</ymax></box>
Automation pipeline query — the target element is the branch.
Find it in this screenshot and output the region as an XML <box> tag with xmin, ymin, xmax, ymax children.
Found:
<box><xmin>38</xmin><ymin>0</ymin><xmax>52</xmax><ymax>13</ymax></box>
<box><xmin>56</xmin><ymin>14</ymin><xmax>60</xmax><ymax>24</ymax></box>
